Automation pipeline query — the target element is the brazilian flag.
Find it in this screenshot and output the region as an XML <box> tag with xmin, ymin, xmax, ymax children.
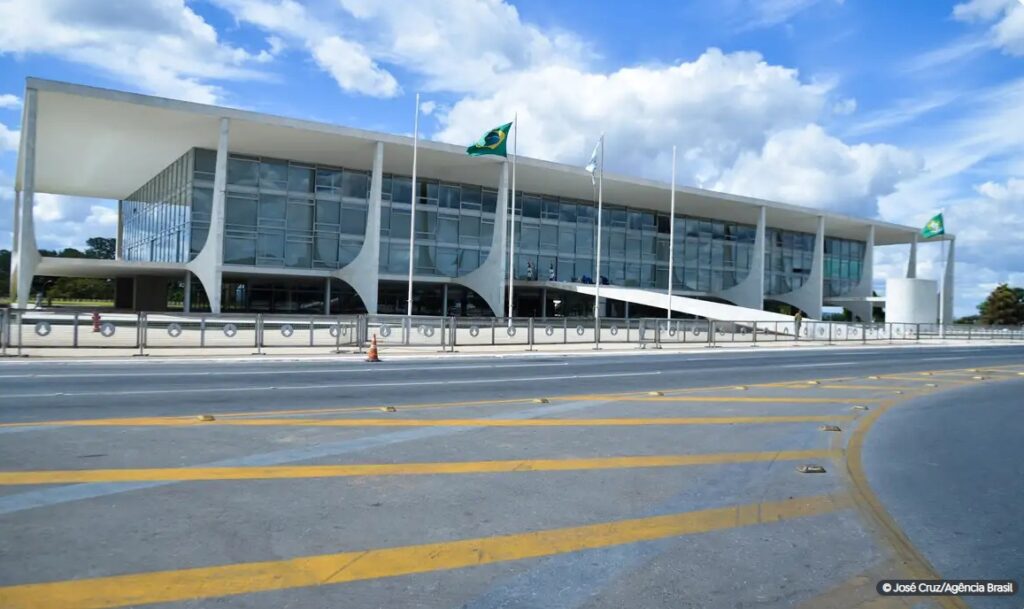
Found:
<box><xmin>466</xmin><ymin>121</ymin><xmax>513</xmax><ymax>157</ymax></box>
<box><xmin>921</xmin><ymin>213</ymin><xmax>945</xmax><ymax>239</ymax></box>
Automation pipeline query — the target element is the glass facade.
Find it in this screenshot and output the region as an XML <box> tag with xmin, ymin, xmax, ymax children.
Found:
<box><xmin>824</xmin><ymin>237</ymin><xmax>865</xmax><ymax>297</ymax></box>
<box><xmin>763</xmin><ymin>229</ymin><xmax>865</xmax><ymax>297</ymax></box>
<box><xmin>510</xmin><ymin>194</ymin><xmax>759</xmax><ymax>292</ymax></box>
<box><xmin>378</xmin><ymin>175</ymin><xmax>497</xmax><ymax>277</ymax></box>
<box><xmin>190</xmin><ymin>149</ymin><xmax>371</xmax><ymax>269</ymax></box>
<box><xmin>121</xmin><ymin>150</ymin><xmax>194</xmax><ymax>263</ymax></box>
<box><xmin>118</xmin><ymin>148</ymin><xmax>869</xmax><ymax>304</ymax></box>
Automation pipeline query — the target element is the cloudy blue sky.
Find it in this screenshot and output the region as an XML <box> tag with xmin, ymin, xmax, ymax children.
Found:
<box><xmin>0</xmin><ymin>0</ymin><xmax>1022</xmax><ymax>316</ymax></box>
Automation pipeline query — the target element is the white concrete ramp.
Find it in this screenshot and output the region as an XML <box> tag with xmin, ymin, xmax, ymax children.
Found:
<box><xmin>537</xmin><ymin>281</ymin><xmax>794</xmax><ymax>322</ymax></box>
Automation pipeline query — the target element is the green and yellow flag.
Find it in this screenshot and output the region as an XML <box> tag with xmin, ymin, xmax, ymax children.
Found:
<box><xmin>466</xmin><ymin>121</ymin><xmax>513</xmax><ymax>157</ymax></box>
<box><xmin>921</xmin><ymin>213</ymin><xmax>945</xmax><ymax>239</ymax></box>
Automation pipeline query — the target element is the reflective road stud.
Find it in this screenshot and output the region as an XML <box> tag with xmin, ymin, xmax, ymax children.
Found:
<box><xmin>797</xmin><ymin>464</ymin><xmax>827</xmax><ymax>474</ymax></box>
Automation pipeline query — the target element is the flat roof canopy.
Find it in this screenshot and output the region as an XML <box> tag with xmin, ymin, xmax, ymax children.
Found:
<box><xmin>19</xmin><ymin>78</ymin><xmax>927</xmax><ymax>246</ymax></box>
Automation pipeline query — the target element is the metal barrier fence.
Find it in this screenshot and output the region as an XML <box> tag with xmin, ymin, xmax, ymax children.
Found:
<box><xmin>1</xmin><ymin>308</ymin><xmax>1023</xmax><ymax>355</ymax></box>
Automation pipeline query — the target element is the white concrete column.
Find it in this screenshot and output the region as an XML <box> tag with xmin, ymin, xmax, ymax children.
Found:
<box><xmin>11</xmin><ymin>190</ymin><xmax>19</xmax><ymax>255</ymax></box>
<box><xmin>8</xmin><ymin>190</ymin><xmax>20</xmax><ymax>299</ymax></box>
<box><xmin>906</xmin><ymin>232</ymin><xmax>917</xmax><ymax>279</ymax></box>
<box><xmin>186</xmin><ymin>117</ymin><xmax>229</xmax><ymax>313</ymax></box>
<box><xmin>942</xmin><ymin>237</ymin><xmax>955</xmax><ymax>325</ymax></box>
<box><xmin>715</xmin><ymin>205</ymin><xmax>765</xmax><ymax>310</ymax></box>
<box><xmin>846</xmin><ymin>225</ymin><xmax>875</xmax><ymax>322</ymax></box>
<box><xmin>335</xmin><ymin>141</ymin><xmax>383</xmax><ymax>313</ymax></box>
<box><xmin>12</xmin><ymin>88</ymin><xmax>40</xmax><ymax>309</ymax></box>
<box><xmin>773</xmin><ymin>215</ymin><xmax>824</xmax><ymax>319</ymax></box>
<box><xmin>454</xmin><ymin>160</ymin><xmax>509</xmax><ymax>316</ymax></box>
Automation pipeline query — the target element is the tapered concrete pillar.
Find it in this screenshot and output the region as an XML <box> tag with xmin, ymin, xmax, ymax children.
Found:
<box><xmin>774</xmin><ymin>215</ymin><xmax>824</xmax><ymax>319</ymax></box>
<box><xmin>12</xmin><ymin>88</ymin><xmax>40</xmax><ymax>308</ymax></box>
<box><xmin>455</xmin><ymin>161</ymin><xmax>509</xmax><ymax>316</ymax></box>
<box><xmin>941</xmin><ymin>237</ymin><xmax>955</xmax><ymax>325</ymax></box>
<box><xmin>846</xmin><ymin>225</ymin><xmax>875</xmax><ymax>322</ymax></box>
<box><xmin>716</xmin><ymin>205</ymin><xmax>765</xmax><ymax>310</ymax></box>
<box><xmin>187</xmin><ymin>117</ymin><xmax>229</xmax><ymax>313</ymax></box>
<box><xmin>906</xmin><ymin>232</ymin><xmax>917</xmax><ymax>279</ymax></box>
<box><xmin>335</xmin><ymin>141</ymin><xmax>383</xmax><ymax>313</ymax></box>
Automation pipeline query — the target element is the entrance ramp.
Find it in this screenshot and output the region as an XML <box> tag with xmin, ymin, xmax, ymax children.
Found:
<box><xmin>537</xmin><ymin>281</ymin><xmax>794</xmax><ymax>322</ymax></box>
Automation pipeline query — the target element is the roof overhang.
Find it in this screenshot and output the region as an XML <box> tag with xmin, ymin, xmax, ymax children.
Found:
<box><xmin>21</xmin><ymin>77</ymin><xmax>925</xmax><ymax>246</ymax></box>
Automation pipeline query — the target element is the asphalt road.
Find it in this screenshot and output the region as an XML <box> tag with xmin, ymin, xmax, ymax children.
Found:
<box><xmin>864</xmin><ymin>378</ymin><xmax>1024</xmax><ymax>609</ymax></box>
<box><xmin>0</xmin><ymin>344</ymin><xmax>1022</xmax><ymax>609</ymax></box>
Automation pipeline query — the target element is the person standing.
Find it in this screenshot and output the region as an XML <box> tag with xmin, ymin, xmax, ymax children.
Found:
<box><xmin>548</xmin><ymin>263</ymin><xmax>556</xmax><ymax>281</ymax></box>
<box><xmin>793</xmin><ymin>311</ymin><xmax>803</xmax><ymax>340</ymax></box>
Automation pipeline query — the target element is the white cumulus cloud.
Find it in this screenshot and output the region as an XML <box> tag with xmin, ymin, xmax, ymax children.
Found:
<box><xmin>311</xmin><ymin>36</ymin><xmax>399</xmax><ymax>98</ymax></box>
<box><xmin>0</xmin><ymin>120</ymin><xmax>19</xmax><ymax>152</ymax></box>
<box><xmin>953</xmin><ymin>0</ymin><xmax>1024</xmax><ymax>55</ymax></box>
<box><xmin>0</xmin><ymin>0</ymin><xmax>277</xmax><ymax>103</ymax></box>
<box><xmin>436</xmin><ymin>49</ymin><xmax>834</xmax><ymax>187</ymax></box>
<box><xmin>0</xmin><ymin>93</ymin><xmax>20</xmax><ymax>109</ymax></box>
<box><xmin>714</xmin><ymin>124</ymin><xmax>923</xmax><ymax>217</ymax></box>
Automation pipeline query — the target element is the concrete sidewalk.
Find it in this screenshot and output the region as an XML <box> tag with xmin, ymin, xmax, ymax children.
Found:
<box><xmin>0</xmin><ymin>338</ymin><xmax>1015</xmax><ymax>362</ymax></box>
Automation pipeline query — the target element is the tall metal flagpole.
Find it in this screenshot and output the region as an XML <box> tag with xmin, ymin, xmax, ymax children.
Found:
<box><xmin>406</xmin><ymin>93</ymin><xmax>420</xmax><ymax>316</ymax></box>
<box><xmin>667</xmin><ymin>145</ymin><xmax>676</xmax><ymax>319</ymax></box>
<box><xmin>507</xmin><ymin>113</ymin><xmax>517</xmax><ymax>322</ymax></box>
<box><xmin>939</xmin><ymin>233</ymin><xmax>946</xmax><ymax>331</ymax></box>
<box><xmin>594</xmin><ymin>134</ymin><xmax>604</xmax><ymax>321</ymax></box>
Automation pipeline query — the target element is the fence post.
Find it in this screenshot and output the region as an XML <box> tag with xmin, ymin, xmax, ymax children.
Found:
<box><xmin>200</xmin><ymin>315</ymin><xmax>206</xmax><ymax>348</ymax></box>
<box><xmin>915</xmin><ymin>323</ymin><xmax>921</xmax><ymax>343</ymax></box>
<box><xmin>72</xmin><ymin>312</ymin><xmax>79</xmax><ymax>348</ymax></box>
<box><xmin>309</xmin><ymin>316</ymin><xmax>315</xmax><ymax>347</ymax></box>
<box><xmin>593</xmin><ymin>317</ymin><xmax>601</xmax><ymax>351</ymax></box>
<box><xmin>257</xmin><ymin>314</ymin><xmax>265</xmax><ymax>355</ymax></box>
<box><xmin>135</xmin><ymin>312</ymin><xmax>146</xmax><ymax>357</ymax></box>
<box><xmin>706</xmin><ymin>319</ymin><xmax>714</xmax><ymax>348</ymax></box>
<box><xmin>17</xmin><ymin>310</ymin><xmax>23</xmax><ymax>356</ymax></box>
<box><xmin>491</xmin><ymin>317</ymin><xmax>496</xmax><ymax>346</ymax></box>
<box><xmin>861</xmin><ymin>323</ymin><xmax>867</xmax><ymax>345</ymax></box>
<box><xmin>887</xmin><ymin>323</ymin><xmax>892</xmax><ymax>344</ymax></box>
<box><xmin>967</xmin><ymin>325</ymin><xmax>972</xmax><ymax>341</ymax></box>
<box><xmin>357</xmin><ymin>315</ymin><xmax>366</xmax><ymax>353</ymax></box>
<box><xmin>527</xmin><ymin>317</ymin><xmax>534</xmax><ymax>352</ymax></box>
<box><xmin>1</xmin><ymin>308</ymin><xmax>7</xmax><ymax>357</ymax></box>
<box><xmin>563</xmin><ymin>317</ymin><xmax>568</xmax><ymax>344</ymax></box>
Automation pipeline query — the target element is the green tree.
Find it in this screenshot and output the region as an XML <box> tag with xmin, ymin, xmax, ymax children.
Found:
<box><xmin>85</xmin><ymin>237</ymin><xmax>116</xmax><ymax>260</ymax></box>
<box><xmin>978</xmin><ymin>284</ymin><xmax>1024</xmax><ymax>326</ymax></box>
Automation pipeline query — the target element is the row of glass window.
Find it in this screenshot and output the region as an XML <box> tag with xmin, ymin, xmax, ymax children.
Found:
<box><xmin>122</xmin><ymin>149</ymin><xmax>869</xmax><ymax>296</ymax></box>
<box><xmin>122</xmin><ymin>150</ymin><xmax>194</xmax><ymax>263</ymax></box>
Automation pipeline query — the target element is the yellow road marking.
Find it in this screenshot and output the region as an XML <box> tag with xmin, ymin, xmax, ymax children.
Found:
<box><xmin>632</xmin><ymin>396</ymin><xmax>878</xmax><ymax>403</ymax></box>
<box><xmin>3</xmin><ymin>415</ymin><xmax>854</xmax><ymax>429</ymax></box>
<box><xmin>844</xmin><ymin>401</ymin><xmax>967</xmax><ymax>609</ymax></box>
<box><xmin>215</xmin><ymin>396</ymin><xmax>535</xmax><ymax>419</ymax></box>
<box><xmin>771</xmin><ymin>384</ymin><xmax>924</xmax><ymax>391</ymax></box>
<box><xmin>876</xmin><ymin>375</ymin><xmax>971</xmax><ymax>384</ymax></box>
<box><xmin>0</xmin><ymin>494</ymin><xmax>848</xmax><ymax>609</ymax></box>
<box><xmin>0</xmin><ymin>449</ymin><xmax>837</xmax><ymax>485</ymax></box>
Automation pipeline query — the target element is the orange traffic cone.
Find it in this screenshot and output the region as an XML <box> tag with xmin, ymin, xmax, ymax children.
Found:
<box><xmin>366</xmin><ymin>334</ymin><xmax>381</xmax><ymax>362</ymax></box>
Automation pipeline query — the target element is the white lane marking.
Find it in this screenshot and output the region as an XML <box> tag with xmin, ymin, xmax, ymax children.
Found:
<box><xmin>776</xmin><ymin>361</ymin><xmax>855</xmax><ymax>368</ymax></box>
<box><xmin>0</xmin><ymin>371</ymin><xmax>662</xmax><ymax>399</ymax></box>
<box><xmin>916</xmin><ymin>356</ymin><xmax>969</xmax><ymax>362</ymax></box>
<box><xmin>0</xmin><ymin>361</ymin><xmax>570</xmax><ymax>380</ymax></box>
